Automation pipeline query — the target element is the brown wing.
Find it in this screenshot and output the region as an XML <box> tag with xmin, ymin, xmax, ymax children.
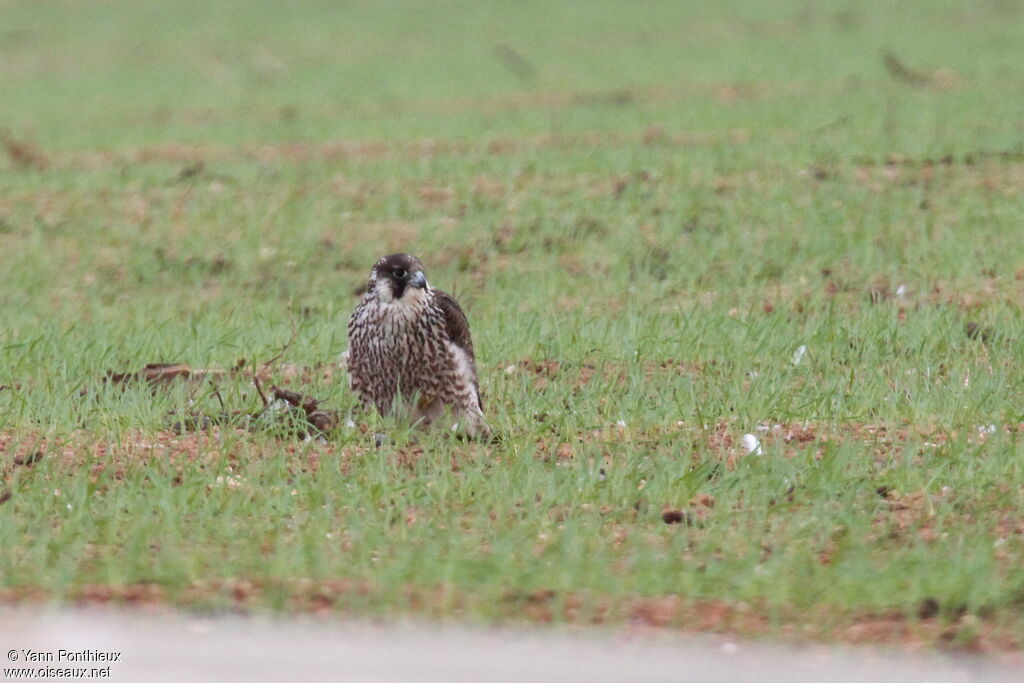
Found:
<box><xmin>434</xmin><ymin>289</ymin><xmax>482</xmax><ymax>411</ymax></box>
<box><xmin>434</xmin><ymin>289</ymin><xmax>475</xmax><ymax>361</ymax></box>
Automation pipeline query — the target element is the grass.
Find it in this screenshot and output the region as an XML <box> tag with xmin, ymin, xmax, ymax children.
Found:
<box><xmin>3</xmin><ymin>0</ymin><xmax>1024</xmax><ymax>651</ymax></box>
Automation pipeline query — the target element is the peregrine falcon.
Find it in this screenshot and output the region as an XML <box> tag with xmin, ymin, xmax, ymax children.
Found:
<box><xmin>346</xmin><ymin>253</ymin><xmax>488</xmax><ymax>437</ymax></box>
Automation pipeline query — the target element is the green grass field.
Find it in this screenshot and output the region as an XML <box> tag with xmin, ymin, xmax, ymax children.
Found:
<box><xmin>3</xmin><ymin>0</ymin><xmax>1024</xmax><ymax>650</ymax></box>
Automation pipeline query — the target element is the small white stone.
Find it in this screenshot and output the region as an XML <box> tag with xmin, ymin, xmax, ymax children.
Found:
<box><xmin>978</xmin><ymin>424</ymin><xmax>997</xmax><ymax>436</ymax></box>
<box><xmin>616</xmin><ymin>419</ymin><xmax>627</xmax><ymax>428</ymax></box>
<box><xmin>344</xmin><ymin>418</ymin><xmax>357</xmax><ymax>429</ymax></box>
<box><xmin>504</xmin><ymin>364</ymin><xmax>517</xmax><ymax>375</ymax></box>
<box><xmin>215</xmin><ymin>475</ymin><xmax>243</xmax><ymax>490</ymax></box>
<box><xmin>895</xmin><ymin>284</ymin><xmax>908</xmax><ymax>299</ymax></box>
<box><xmin>791</xmin><ymin>345</ymin><xmax>808</xmax><ymax>365</ymax></box>
<box><xmin>740</xmin><ymin>434</ymin><xmax>763</xmax><ymax>455</ymax></box>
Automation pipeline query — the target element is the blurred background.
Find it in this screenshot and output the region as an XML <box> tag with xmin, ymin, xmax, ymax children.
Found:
<box><xmin>3</xmin><ymin>0</ymin><xmax>1022</xmax><ymax>152</ymax></box>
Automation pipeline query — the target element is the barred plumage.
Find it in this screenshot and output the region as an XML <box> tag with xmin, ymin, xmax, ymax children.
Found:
<box><xmin>346</xmin><ymin>253</ymin><xmax>487</xmax><ymax>436</ymax></box>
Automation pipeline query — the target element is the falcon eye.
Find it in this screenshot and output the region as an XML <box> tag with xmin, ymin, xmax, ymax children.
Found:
<box><xmin>392</xmin><ymin>267</ymin><xmax>408</xmax><ymax>279</ymax></box>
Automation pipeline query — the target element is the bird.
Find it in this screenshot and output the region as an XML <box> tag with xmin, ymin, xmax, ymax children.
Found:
<box><xmin>345</xmin><ymin>253</ymin><xmax>488</xmax><ymax>437</ymax></box>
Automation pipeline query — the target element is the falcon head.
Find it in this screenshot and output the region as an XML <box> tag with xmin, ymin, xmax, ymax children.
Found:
<box><xmin>368</xmin><ymin>253</ymin><xmax>430</xmax><ymax>304</ymax></box>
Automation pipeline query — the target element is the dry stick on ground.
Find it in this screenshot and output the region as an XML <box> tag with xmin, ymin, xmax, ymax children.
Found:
<box><xmin>881</xmin><ymin>50</ymin><xmax>932</xmax><ymax>86</ymax></box>
<box><xmin>268</xmin><ymin>385</ymin><xmax>340</xmax><ymax>433</ymax></box>
<box><xmin>210</xmin><ymin>382</ymin><xmax>226</xmax><ymax>411</ymax></box>
<box><xmin>493</xmin><ymin>43</ymin><xmax>538</xmax><ymax>85</ymax></box>
<box><xmin>164</xmin><ymin>307</ymin><xmax>340</xmax><ymax>436</ymax></box>
<box><xmin>102</xmin><ymin>364</ymin><xmax>225</xmax><ymax>394</ymax></box>
<box><xmin>252</xmin><ymin>376</ymin><xmax>270</xmax><ymax>410</ymax></box>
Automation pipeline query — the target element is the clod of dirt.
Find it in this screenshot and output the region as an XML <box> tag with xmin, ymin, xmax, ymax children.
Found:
<box><xmin>175</xmin><ymin>161</ymin><xmax>204</xmax><ymax>181</ymax></box>
<box><xmin>876</xmin><ymin>486</ymin><xmax>892</xmax><ymax>498</ymax></box>
<box><xmin>965</xmin><ymin>322</ymin><xmax>995</xmax><ymax>344</ymax></box>
<box><xmin>12</xmin><ymin>451</ymin><xmax>44</xmax><ymax>467</ymax></box>
<box><xmin>662</xmin><ymin>509</ymin><xmax>689</xmax><ymax>525</ymax></box>
<box><xmin>2</xmin><ymin>131</ymin><xmax>49</xmax><ymax>170</ymax></box>
<box><xmin>918</xmin><ymin>597</ymin><xmax>941</xmax><ymax>620</ymax></box>
<box><xmin>0</xmin><ymin>490</ymin><xmax>11</xmax><ymax>505</ymax></box>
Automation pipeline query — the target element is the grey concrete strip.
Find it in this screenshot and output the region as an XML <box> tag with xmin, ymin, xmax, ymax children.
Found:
<box><xmin>0</xmin><ymin>610</ymin><xmax>1019</xmax><ymax>682</ymax></box>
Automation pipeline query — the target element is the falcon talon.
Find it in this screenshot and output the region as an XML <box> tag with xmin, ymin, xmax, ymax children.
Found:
<box><xmin>346</xmin><ymin>254</ymin><xmax>490</xmax><ymax>439</ymax></box>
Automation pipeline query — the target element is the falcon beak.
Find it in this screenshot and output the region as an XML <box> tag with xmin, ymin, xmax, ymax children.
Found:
<box><xmin>409</xmin><ymin>271</ymin><xmax>427</xmax><ymax>290</ymax></box>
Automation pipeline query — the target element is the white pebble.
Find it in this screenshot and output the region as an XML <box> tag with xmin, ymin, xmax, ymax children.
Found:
<box><xmin>791</xmin><ymin>345</ymin><xmax>808</xmax><ymax>365</ymax></box>
<box><xmin>740</xmin><ymin>434</ymin><xmax>763</xmax><ymax>455</ymax></box>
<box><xmin>504</xmin><ymin>364</ymin><xmax>517</xmax><ymax>375</ymax></box>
